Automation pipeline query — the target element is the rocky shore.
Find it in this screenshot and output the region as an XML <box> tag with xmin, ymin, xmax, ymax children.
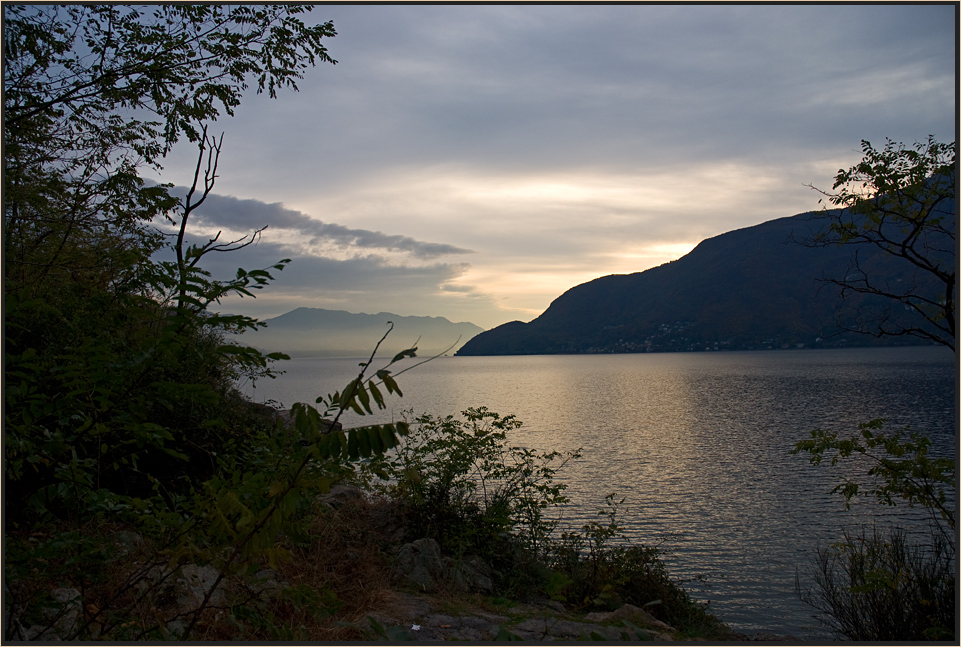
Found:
<box><xmin>362</xmin><ymin>590</ymin><xmax>802</xmax><ymax>641</ymax></box>
<box><xmin>6</xmin><ymin>482</ymin><xmax>804</xmax><ymax>642</ymax></box>
<box><xmin>333</xmin><ymin>482</ymin><xmax>804</xmax><ymax>642</ymax></box>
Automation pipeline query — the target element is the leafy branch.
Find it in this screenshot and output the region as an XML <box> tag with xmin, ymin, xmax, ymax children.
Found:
<box><xmin>792</xmin><ymin>418</ymin><xmax>955</xmax><ymax>538</ymax></box>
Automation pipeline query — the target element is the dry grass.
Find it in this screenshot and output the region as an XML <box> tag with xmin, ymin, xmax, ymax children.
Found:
<box><xmin>5</xmin><ymin>495</ymin><xmax>410</xmax><ymax>641</ymax></box>
<box><xmin>244</xmin><ymin>495</ymin><xmax>402</xmax><ymax>640</ymax></box>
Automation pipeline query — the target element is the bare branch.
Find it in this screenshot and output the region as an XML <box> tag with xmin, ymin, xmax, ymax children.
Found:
<box><xmin>799</xmin><ymin>138</ymin><xmax>956</xmax><ymax>351</ymax></box>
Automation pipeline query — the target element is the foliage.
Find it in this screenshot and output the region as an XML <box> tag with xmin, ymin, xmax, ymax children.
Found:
<box><xmin>4</xmin><ymin>4</ymin><xmax>336</xmax><ymax>159</ymax></box>
<box><xmin>792</xmin><ymin>417</ymin><xmax>956</xmax><ymax>638</ymax></box>
<box><xmin>362</xmin><ymin>407</ymin><xmax>581</xmax><ymax>574</ymax></box>
<box><xmin>792</xmin><ymin>137</ymin><xmax>957</xmax><ymax>641</ymax></box>
<box><xmin>792</xmin><ymin>419</ymin><xmax>955</xmax><ymax>537</ymax></box>
<box><xmin>796</xmin><ymin>526</ymin><xmax>955</xmax><ymax>641</ymax></box>
<box><xmin>3</xmin><ymin>310</ymin><xmax>415</xmax><ymax>641</ymax></box>
<box><xmin>547</xmin><ymin>494</ymin><xmax>728</xmax><ymax>638</ymax></box>
<box><xmin>359</xmin><ymin>410</ymin><xmax>726</xmax><ymax>637</ymax></box>
<box><xmin>4</xmin><ymin>4</ymin><xmax>337</xmax><ymax>309</ymax></box>
<box><xmin>1</xmin><ymin>5</ymin><xmax>422</xmax><ymax>642</ymax></box>
<box><xmin>3</xmin><ymin>5</ymin><xmax>340</xmax><ymax>519</ymax></box>
<box><xmin>806</xmin><ymin>137</ymin><xmax>956</xmax><ymax>350</ymax></box>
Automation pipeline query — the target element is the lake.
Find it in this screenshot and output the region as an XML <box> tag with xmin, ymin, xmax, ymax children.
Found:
<box><xmin>241</xmin><ymin>346</ymin><xmax>956</xmax><ymax>638</ymax></box>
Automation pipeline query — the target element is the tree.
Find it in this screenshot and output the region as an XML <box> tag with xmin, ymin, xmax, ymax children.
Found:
<box><xmin>3</xmin><ymin>3</ymin><xmax>340</xmax><ymax>510</ymax></box>
<box><xmin>804</xmin><ymin>137</ymin><xmax>956</xmax><ymax>351</ymax></box>
<box><xmin>3</xmin><ymin>8</ymin><xmax>418</xmax><ymax>640</ymax></box>
<box><xmin>4</xmin><ymin>4</ymin><xmax>336</xmax><ymax>300</ymax></box>
<box><xmin>793</xmin><ymin>137</ymin><xmax>957</xmax><ymax>641</ymax></box>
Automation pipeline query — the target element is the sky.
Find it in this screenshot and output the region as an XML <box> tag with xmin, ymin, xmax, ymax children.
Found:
<box><xmin>153</xmin><ymin>3</ymin><xmax>958</xmax><ymax>331</ymax></box>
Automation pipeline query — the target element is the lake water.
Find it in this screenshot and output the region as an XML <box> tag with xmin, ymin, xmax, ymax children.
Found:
<box><xmin>241</xmin><ymin>346</ymin><xmax>956</xmax><ymax>638</ymax></box>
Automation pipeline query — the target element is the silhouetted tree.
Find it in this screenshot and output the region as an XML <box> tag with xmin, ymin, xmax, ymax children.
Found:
<box><xmin>803</xmin><ymin>137</ymin><xmax>956</xmax><ymax>351</ymax></box>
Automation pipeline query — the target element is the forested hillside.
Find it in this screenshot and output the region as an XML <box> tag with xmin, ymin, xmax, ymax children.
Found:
<box><xmin>458</xmin><ymin>202</ymin><xmax>954</xmax><ymax>355</ymax></box>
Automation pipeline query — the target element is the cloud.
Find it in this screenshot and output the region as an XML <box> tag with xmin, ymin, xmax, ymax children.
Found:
<box><xmin>163</xmin><ymin>186</ymin><xmax>473</xmax><ymax>259</ymax></box>
<box><xmin>149</xmin><ymin>4</ymin><xmax>955</xmax><ymax>329</ymax></box>
<box><xmin>184</xmin><ymin>236</ymin><xmax>500</xmax><ymax>320</ymax></box>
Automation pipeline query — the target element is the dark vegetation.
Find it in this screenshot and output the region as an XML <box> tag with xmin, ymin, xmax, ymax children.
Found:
<box><xmin>3</xmin><ymin>6</ymin><xmax>729</xmax><ymax>640</ymax></box>
<box><xmin>791</xmin><ymin>138</ymin><xmax>956</xmax><ymax>641</ymax></box>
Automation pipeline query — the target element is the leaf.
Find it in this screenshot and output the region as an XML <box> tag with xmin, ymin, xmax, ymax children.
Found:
<box><xmin>355</xmin><ymin>381</ymin><xmax>372</xmax><ymax>414</ymax></box>
<box><xmin>390</xmin><ymin>347</ymin><xmax>417</xmax><ymax>363</ymax></box>
<box><xmin>378</xmin><ymin>424</ymin><xmax>397</xmax><ymax>451</ymax></box>
<box><xmin>347</xmin><ymin>431</ymin><xmax>359</xmax><ymax>461</ymax></box>
<box><xmin>367</xmin><ymin>380</ymin><xmax>385</xmax><ymax>410</ymax></box>
<box><xmin>380</xmin><ymin>372</ymin><xmax>402</xmax><ymax>397</ymax></box>
<box><xmin>366</xmin><ymin>426</ymin><xmax>384</xmax><ymax>455</ymax></box>
<box><xmin>355</xmin><ymin>428</ymin><xmax>371</xmax><ymax>458</ymax></box>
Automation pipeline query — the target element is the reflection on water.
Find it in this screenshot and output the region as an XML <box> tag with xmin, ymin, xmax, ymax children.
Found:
<box><xmin>243</xmin><ymin>347</ymin><xmax>956</xmax><ymax>638</ymax></box>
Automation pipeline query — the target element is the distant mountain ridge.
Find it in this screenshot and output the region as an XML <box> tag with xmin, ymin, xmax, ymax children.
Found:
<box><xmin>457</xmin><ymin>207</ymin><xmax>953</xmax><ymax>356</ymax></box>
<box><xmin>245</xmin><ymin>307</ymin><xmax>484</xmax><ymax>357</ymax></box>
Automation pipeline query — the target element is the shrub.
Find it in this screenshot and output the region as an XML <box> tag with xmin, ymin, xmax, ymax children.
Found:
<box><xmin>793</xmin><ymin>419</ymin><xmax>957</xmax><ymax>640</ymax></box>
<box><xmin>548</xmin><ymin>494</ymin><xmax>729</xmax><ymax>638</ymax></box>
<box><xmin>361</xmin><ymin>407</ymin><xmax>580</xmax><ymax>588</ymax></box>
<box><xmin>796</xmin><ymin>526</ymin><xmax>955</xmax><ymax>641</ymax></box>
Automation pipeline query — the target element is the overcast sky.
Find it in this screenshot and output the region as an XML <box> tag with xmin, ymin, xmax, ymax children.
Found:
<box><xmin>154</xmin><ymin>3</ymin><xmax>957</xmax><ymax>330</ymax></box>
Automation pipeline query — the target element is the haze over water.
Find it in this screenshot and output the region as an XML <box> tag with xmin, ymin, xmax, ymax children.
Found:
<box><xmin>243</xmin><ymin>346</ymin><xmax>956</xmax><ymax>638</ymax></box>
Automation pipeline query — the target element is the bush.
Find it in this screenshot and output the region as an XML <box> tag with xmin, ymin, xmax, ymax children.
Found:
<box><xmin>796</xmin><ymin>526</ymin><xmax>955</xmax><ymax>641</ymax></box>
<box><xmin>361</xmin><ymin>407</ymin><xmax>579</xmax><ymax>588</ymax></box>
<box><xmin>362</xmin><ymin>411</ymin><xmax>728</xmax><ymax>637</ymax></box>
<box><xmin>548</xmin><ymin>494</ymin><xmax>729</xmax><ymax>638</ymax></box>
<box><xmin>793</xmin><ymin>419</ymin><xmax>956</xmax><ymax>640</ymax></box>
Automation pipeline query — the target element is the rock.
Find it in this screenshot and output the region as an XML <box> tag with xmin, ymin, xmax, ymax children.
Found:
<box><xmin>586</xmin><ymin>603</ymin><xmax>675</xmax><ymax>632</ymax></box>
<box><xmin>512</xmin><ymin>616</ymin><xmax>623</xmax><ymax>640</ymax></box>
<box><xmin>542</xmin><ymin>599</ymin><xmax>567</xmax><ymax>613</ymax></box>
<box><xmin>248</xmin><ymin>568</ymin><xmax>283</xmax><ymax>601</ymax></box>
<box><xmin>393</xmin><ymin>538</ymin><xmax>446</xmax><ymax>591</ymax></box>
<box><xmin>47</xmin><ymin>588</ymin><xmax>82</xmax><ymax>637</ymax></box>
<box><xmin>422</xmin><ymin>613</ymin><xmax>502</xmax><ymax>640</ymax></box>
<box><xmin>111</xmin><ymin>530</ymin><xmax>144</xmax><ymax>556</ymax></box>
<box><xmin>17</xmin><ymin>587</ymin><xmax>85</xmax><ymax>640</ymax></box>
<box><xmin>393</xmin><ymin>541</ymin><xmax>494</xmax><ymax>593</ymax></box>
<box><xmin>317</xmin><ymin>484</ymin><xmax>365</xmax><ymax>510</ymax></box>
<box><xmin>445</xmin><ymin>554</ymin><xmax>494</xmax><ymax>593</ymax></box>
<box><xmin>470</xmin><ymin>610</ymin><xmax>511</xmax><ymax>624</ymax></box>
<box><xmin>17</xmin><ymin>623</ymin><xmax>54</xmax><ymax>641</ymax></box>
<box><xmin>164</xmin><ymin>619</ymin><xmax>187</xmax><ymax>639</ymax></box>
<box><xmin>749</xmin><ymin>631</ymin><xmax>801</xmax><ymax>641</ymax></box>
<box><xmin>176</xmin><ymin>564</ymin><xmax>224</xmax><ymax>608</ymax></box>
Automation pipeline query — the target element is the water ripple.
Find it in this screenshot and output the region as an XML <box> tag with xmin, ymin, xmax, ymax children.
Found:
<box><xmin>244</xmin><ymin>347</ymin><xmax>955</xmax><ymax>639</ymax></box>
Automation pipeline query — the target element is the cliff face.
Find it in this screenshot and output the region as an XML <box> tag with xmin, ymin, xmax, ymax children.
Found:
<box><xmin>457</xmin><ymin>210</ymin><xmax>949</xmax><ymax>355</ymax></box>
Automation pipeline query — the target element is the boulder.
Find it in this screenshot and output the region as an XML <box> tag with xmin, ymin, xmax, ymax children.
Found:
<box><xmin>176</xmin><ymin>564</ymin><xmax>225</xmax><ymax>608</ymax></box>
<box><xmin>446</xmin><ymin>555</ymin><xmax>494</xmax><ymax>593</ymax></box>
<box><xmin>585</xmin><ymin>603</ymin><xmax>675</xmax><ymax>632</ymax></box>
<box><xmin>317</xmin><ymin>484</ymin><xmax>366</xmax><ymax>510</ymax></box>
<box><xmin>248</xmin><ymin>568</ymin><xmax>283</xmax><ymax>601</ymax></box>
<box><xmin>393</xmin><ymin>538</ymin><xmax>446</xmax><ymax>591</ymax></box>
<box><xmin>16</xmin><ymin>587</ymin><xmax>84</xmax><ymax>641</ymax></box>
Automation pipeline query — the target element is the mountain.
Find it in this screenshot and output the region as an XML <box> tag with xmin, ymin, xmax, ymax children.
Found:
<box><xmin>457</xmin><ymin>209</ymin><xmax>951</xmax><ymax>356</ymax></box>
<box><xmin>243</xmin><ymin>308</ymin><xmax>485</xmax><ymax>357</ymax></box>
